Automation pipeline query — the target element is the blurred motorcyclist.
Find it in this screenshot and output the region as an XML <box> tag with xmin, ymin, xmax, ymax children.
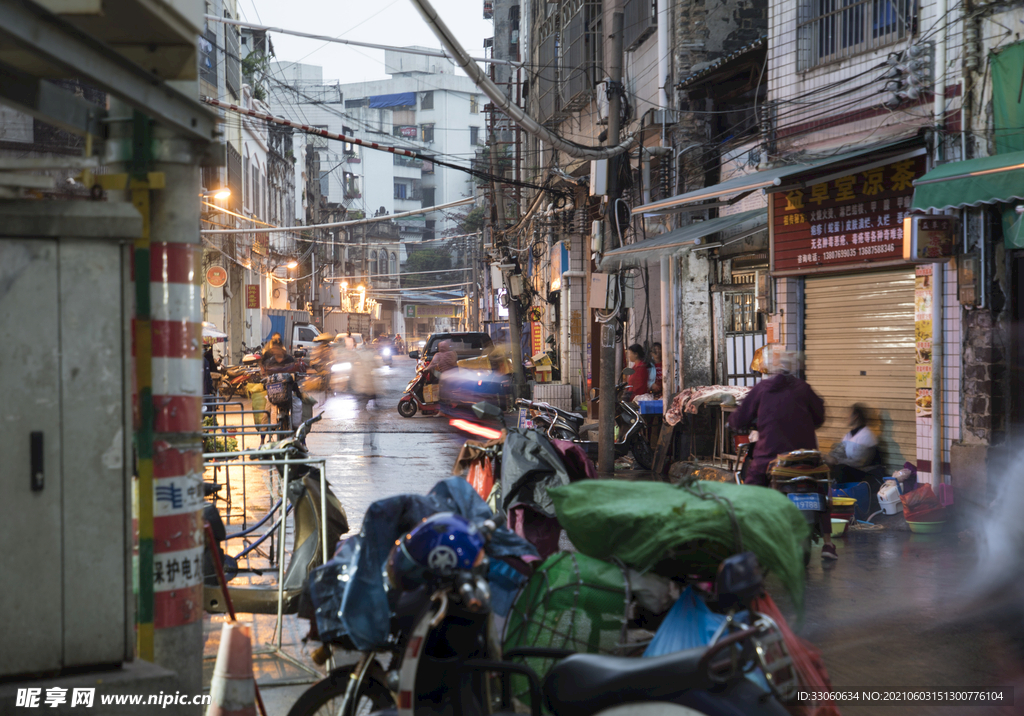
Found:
<box><xmin>426</xmin><ymin>339</ymin><xmax>459</xmax><ymax>379</ymax></box>
<box><xmin>728</xmin><ymin>349</ymin><xmax>836</xmax><ymax>559</ymax></box>
<box><xmin>394</xmin><ymin>334</ymin><xmax>405</xmax><ymax>355</ymax></box>
<box><xmin>261</xmin><ymin>332</ymin><xmax>303</xmax><ymax>430</ymax></box>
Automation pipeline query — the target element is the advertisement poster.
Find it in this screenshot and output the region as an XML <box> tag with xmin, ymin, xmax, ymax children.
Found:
<box><xmin>915</xmin><ymin>265</ymin><xmax>933</xmax><ymax>418</ymax></box>
<box><xmin>531</xmin><ymin>321</ymin><xmax>543</xmax><ymax>356</ymax></box>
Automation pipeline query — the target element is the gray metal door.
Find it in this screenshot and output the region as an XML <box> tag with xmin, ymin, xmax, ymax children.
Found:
<box><xmin>0</xmin><ymin>240</ymin><xmax>63</xmax><ymax>674</ymax></box>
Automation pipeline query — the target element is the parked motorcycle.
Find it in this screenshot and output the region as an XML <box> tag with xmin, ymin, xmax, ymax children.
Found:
<box><xmin>203</xmin><ymin>415</ymin><xmax>349</xmax><ymax>615</ymax></box>
<box><xmin>517</xmin><ymin>381</ymin><xmax>654</xmax><ymax>470</ymax></box>
<box><xmin>769</xmin><ymin>449</ymin><xmax>832</xmax><ymax>565</ymax></box>
<box><xmin>288</xmin><ymin>511</ymin><xmax>796</xmax><ymax>716</ymax></box>
<box><xmin>397</xmin><ymin>365</ymin><xmax>441</xmax><ymax>418</ymax></box>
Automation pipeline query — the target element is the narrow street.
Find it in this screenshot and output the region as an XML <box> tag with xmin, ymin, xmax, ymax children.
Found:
<box><xmin>212</xmin><ymin>356</ymin><xmax>1019</xmax><ymax>716</ymax></box>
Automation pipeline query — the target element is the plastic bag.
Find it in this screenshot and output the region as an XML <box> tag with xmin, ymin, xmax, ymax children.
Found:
<box><xmin>467</xmin><ymin>457</ymin><xmax>495</xmax><ymax>502</ymax></box>
<box><xmin>644</xmin><ymin>587</ymin><xmax>743</xmax><ymax>656</ymax></box>
<box><xmin>901</xmin><ymin>484</ymin><xmax>942</xmax><ymax>520</ymax></box>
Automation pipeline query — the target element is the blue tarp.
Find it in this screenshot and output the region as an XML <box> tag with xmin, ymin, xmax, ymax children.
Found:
<box><xmin>306</xmin><ymin>477</ymin><xmax>538</xmax><ymax>650</ymax></box>
<box><xmin>369</xmin><ymin>92</ymin><xmax>416</xmax><ymax>109</ymax></box>
<box><xmin>265</xmin><ymin>315</ymin><xmax>285</xmax><ymax>344</ymax></box>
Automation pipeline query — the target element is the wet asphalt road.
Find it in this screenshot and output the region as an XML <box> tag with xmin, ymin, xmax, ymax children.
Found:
<box><xmin>299</xmin><ymin>357</ymin><xmax>1022</xmax><ymax>716</ymax></box>
<box><xmin>304</xmin><ymin>355</ymin><xmax>468</xmax><ymax>535</ymax></box>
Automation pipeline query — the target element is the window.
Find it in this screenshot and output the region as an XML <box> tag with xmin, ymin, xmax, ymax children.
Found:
<box><xmin>320</xmin><ymin>170</ymin><xmax>330</xmax><ymax>199</ymax></box>
<box><xmin>470</xmin><ymin>95</ymin><xmax>479</xmax><ymax>114</ymax></box>
<box><xmin>421</xmin><ymin>124</ymin><xmax>435</xmax><ymax>143</ymax></box>
<box><xmin>799</xmin><ymin>0</ymin><xmax>917</xmax><ymax>68</ymax></box>
<box><xmin>345</xmin><ymin>97</ymin><xmax>369</xmax><ymax>109</ymax></box>
<box><xmin>242</xmin><ymin>148</ymin><xmax>250</xmax><ymax>210</ymax></box>
<box><xmin>469</xmin><ymin>126</ymin><xmax>480</xmax><ymax>146</ymax></box>
<box><xmin>298</xmin><ymin>327</ymin><xmax>316</xmax><ymax>342</ymax></box>
<box><xmin>421</xmin><ymin>91</ymin><xmax>434</xmax><ymax>110</ymax></box>
<box><xmin>390</xmin><ymin>252</ymin><xmax>398</xmax><ymax>276</ymax></box>
<box><xmin>378</xmin><ymin>251</ymin><xmax>387</xmax><ymax>276</ymax></box>
<box><xmin>369</xmin><ymin>250</ymin><xmax>377</xmax><ymax>275</ymax></box>
<box><xmin>344</xmin><ymin>172</ymin><xmax>360</xmax><ymax>198</ymax></box>
<box><xmin>342</xmin><ymin>126</ymin><xmax>355</xmax><ymax>155</ymax></box>
<box><xmin>224</xmin><ymin>13</ymin><xmax>240</xmax><ymax>98</ymax></box>
<box><xmin>251</xmin><ymin>160</ymin><xmax>260</xmax><ymax>216</ymax></box>
<box><xmin>422</xmin><ymin>188</ymin><xmax>435</xmax><ymax>207</ymax></box>
<box><xmin>394</xmin><ymin>182</ymin><xmax>408</xmax><ymax>200</ymax></box>
<box><xmin>623</xmin><ymin>0</ymin><xmax>656</xmax><ymax>51</ymax></box>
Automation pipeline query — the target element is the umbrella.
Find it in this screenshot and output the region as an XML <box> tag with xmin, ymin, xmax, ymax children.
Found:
<box><xmin>202</xmin><ymin>321</ymin><xmax>228</xmax><ymax>341</ymax></box>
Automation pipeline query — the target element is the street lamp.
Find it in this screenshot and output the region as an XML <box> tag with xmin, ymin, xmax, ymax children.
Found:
<box><xmin>200</xmin><ymin>187</ymin><xmax>231</xmax><ymax>201</ymax></box>
<box><xmin>286</xmin><ymin>260</ymin><xmax>299</xmax><ymax>269</ymax></box>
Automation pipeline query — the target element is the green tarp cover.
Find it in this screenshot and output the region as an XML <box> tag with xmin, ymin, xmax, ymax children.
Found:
<box><xmin>548</xmin><ymin>480</ymin><xmax>810</xmax><ymax>609</ymax></box>
<box><xmin>911</xmin><ymin>149</ymin><xmax>1024</xmax><ymax>212</ymax></box>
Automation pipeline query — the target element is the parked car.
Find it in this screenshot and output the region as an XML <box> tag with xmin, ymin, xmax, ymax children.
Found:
<box><xmin>407</xmin><ymin>332</ymin><xmax>494</xmax><ymax>366</ymax></box>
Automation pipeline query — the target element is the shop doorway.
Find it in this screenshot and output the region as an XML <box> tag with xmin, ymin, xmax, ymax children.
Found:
<box><xmin>1010</xmin><ymin>254</ymin><xmax>1024</xmax><ymax>436</ymax></box>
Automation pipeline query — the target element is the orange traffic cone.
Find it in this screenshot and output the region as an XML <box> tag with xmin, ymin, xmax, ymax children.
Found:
<box><xmin>207</xmin><ymin>622</ymin><xmax>257</xmax><ymax>716</ymax></box>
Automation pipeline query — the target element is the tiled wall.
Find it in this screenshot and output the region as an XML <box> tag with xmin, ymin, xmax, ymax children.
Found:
<box><xmin>916</xmin><ymin>260</ymin><xmax>961</xmax><ymax>485</ymax></box>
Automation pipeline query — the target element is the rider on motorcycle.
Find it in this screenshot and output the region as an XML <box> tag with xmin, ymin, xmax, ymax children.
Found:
<box><xmin>727</xmin><ymin>349</ymin><xmax>837</xmax><ymax>560</ymax></box>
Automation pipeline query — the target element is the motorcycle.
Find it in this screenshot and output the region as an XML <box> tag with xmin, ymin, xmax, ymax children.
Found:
<box><xmin>203</xmin><ymin>415</ymin><xmax>349</xmax><ymax>615</ymax></box>
<box><xmin>517</xmin><ymin>381</ymin><xmax>654</xmax><ymax>470</ymax></box>
<box><xmin>768</xmin><ymin>450</ymin><xmax>833</xmax><ymax>565</ymax></box>
<box><xmin>288</xmin><ymin>510</ymin><xmax>797</xmax><ymax>716</ymax></box>
<box><xmin>397</xmin><ymin>366</ymin><xmax>441</xmax><ymax>418</ymax></box>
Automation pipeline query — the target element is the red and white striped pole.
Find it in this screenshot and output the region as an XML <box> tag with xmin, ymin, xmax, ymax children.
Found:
<box><xmin>148</xmin><ymin>146</ymin><xmax>206</xmax><ymax>692</ymax></box>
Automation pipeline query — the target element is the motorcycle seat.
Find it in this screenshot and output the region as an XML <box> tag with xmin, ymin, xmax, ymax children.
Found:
<box><xmin>543</xmin><ymin>648</ymin><xmax>709</xmax><ymax>716</ymax></box>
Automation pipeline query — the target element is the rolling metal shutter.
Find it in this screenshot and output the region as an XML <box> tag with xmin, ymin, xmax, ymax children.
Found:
<box><xmin>804</xmin><ymin>269</ymin><xmax>915</xmax><ymax>470</ymax></box>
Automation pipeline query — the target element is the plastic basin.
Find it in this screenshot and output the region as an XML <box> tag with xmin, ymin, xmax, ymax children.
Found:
<box><xmin>907</xmin><ymin>521</ymin><xmax>946</xmax><ymax>534</ymax></box>
<box><xmin>832</xmin><ymin>497</ymin><xmax>857</xmax><ymax>507</ymax></box>
<box><xmin>831</xmin><ymin>518</ymin><xmax>849</xmax><ymax>536</ymax></box>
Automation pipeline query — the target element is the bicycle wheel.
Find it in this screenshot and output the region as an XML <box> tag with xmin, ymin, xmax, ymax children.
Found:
<box><xmin>287</xmin><ymin>669</ymin><xmax>393</xmax><ymax>716</ymax></box>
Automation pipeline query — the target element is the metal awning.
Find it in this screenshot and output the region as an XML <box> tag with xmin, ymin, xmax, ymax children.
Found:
<box><xmin>634</xmin><ymin>138</ymin><xmax>921</xmax><ymax>215</ymax></box>
<box><xmin>599</xmin><ymin>209</ymin><xmax>766</xmax><ymax>270</ymax></box>
<box><xmin>911</xmin><ymin>149</ymin><xmax>1024</xmax><ymax>211</ymax></box>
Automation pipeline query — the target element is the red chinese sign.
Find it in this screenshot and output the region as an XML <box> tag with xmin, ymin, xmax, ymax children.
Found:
<box><xmin>245</xmin><ymin>284</ymin><xmax>260</xmax><ymax>309</ymax></box>
<box><xmin>772</xmin><ymin>154</ymin><xmax>926</xmax><ymax>274</ymax></box>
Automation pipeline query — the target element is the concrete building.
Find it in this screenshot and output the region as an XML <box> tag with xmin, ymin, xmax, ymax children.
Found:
<box><xmin>270</xmin><ymin>50</ymin><xmax>483</xmax><ymax>242</ymax></box>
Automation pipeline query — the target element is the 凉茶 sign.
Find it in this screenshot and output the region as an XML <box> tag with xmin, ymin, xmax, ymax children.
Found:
<box><xmin>772</xmin><ymin>154</ymin><xmax>926</xmax><ymax>275</ymax></box>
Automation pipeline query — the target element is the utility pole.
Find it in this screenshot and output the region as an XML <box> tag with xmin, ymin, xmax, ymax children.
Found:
<box><xmin>489</xmin><ymin>63</ymin><xmax>526</xmax><ymax>399</ymax></box>
<box><xmin>598</xmin><ymin>5</ymin><xmax>624</xmax><ymax>475</ymax></box>
<box><xmin>473</xmin><ymin>229</ymin><xmax>482</xmax><ymax>330</ymax></box>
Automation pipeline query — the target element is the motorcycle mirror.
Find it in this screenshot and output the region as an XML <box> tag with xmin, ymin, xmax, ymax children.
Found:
<box><xmin>408</xmin><ymin>350</ymin><xmax>420</xmax><ymax>360</ymax></box>
<box><xmin>472</xmin><ymin>401</ymin><xmax>502</xmax><ymax>421</ymax></box>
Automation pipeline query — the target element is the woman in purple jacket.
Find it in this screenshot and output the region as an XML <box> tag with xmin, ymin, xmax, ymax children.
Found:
<box><xmin>728</xmin><ymin>351</ymin><xmax>837</xmax><ymax>559</ymax></box>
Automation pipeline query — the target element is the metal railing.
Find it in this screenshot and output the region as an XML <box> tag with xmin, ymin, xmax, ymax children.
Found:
<box><xmin>798</xmin><ymin>0</ymin><xmax>917</xmax><ymax>70</ymax></box>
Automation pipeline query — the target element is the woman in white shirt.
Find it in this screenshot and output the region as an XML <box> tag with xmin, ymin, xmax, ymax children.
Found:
<box><xmin>825</xmin><ymin>403</ymin><xmax>882</xmax><ymax>489</ymax></box>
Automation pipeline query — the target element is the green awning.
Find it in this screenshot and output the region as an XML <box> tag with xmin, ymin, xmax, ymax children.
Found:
<box><xmin>911</xmin><ymin>149</ymin><xmax>1024</xmax><ymax>211</ymax></box>
<box><xmin>599</xmin><ymin>209</ymin><xmax>765</xmax><ymax>270</ymax></box>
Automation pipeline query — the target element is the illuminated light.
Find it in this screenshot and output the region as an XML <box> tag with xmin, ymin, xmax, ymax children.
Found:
<box><xmin>357</xmin><ymin>285</ymin><xmax>366</xmax><ymax>292</ymax></box>
<box><xmin>450</xmin><ymin>419</ymin><xmax>502</xmax><ymax>440</ymax></box>
<box><xmin>341</xmin><ymin>281</ymin><xmax>348</xmax><ymax>289</ymax></box>
<box><xmin>213</xmin><ymin>188</ymin><xmax>231</xmax><ymax>200</ymax></box>
<box><xmin>286</xmin><ymin>260</ymin><xmax>299</xmax><ymax>269</ymax></box>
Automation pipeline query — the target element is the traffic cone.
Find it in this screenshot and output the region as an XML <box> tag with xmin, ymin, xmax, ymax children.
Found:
<box><xmin>207</xmin><ymin>622</ymin><xmax>257</xmax><ymax>716</ymax></box>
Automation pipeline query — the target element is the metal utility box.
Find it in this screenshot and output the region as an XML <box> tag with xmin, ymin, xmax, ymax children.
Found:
<box><xmin>0</xmin><ymin>201</ymin><xmax>140</xmax><ymax>678</ymax></box>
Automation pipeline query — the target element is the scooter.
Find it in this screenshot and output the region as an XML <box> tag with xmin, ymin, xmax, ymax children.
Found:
<box><xmin>397</xmin><ymin>366</ymin><xmax>440</xmax><ymax>418</ymax></box>
<box><xmin>517</xmin><ymin>381</ymin><xmax>653</xmax><ymax>470</ymax></box>
<box><xmin>768</xmin><ymin>450</ymin><xmax>832</xmax><ymax>565</ymax></box>
<box><xmin>203</xmin><ymin>415</ymin><xmax>349</xmax><ymax>615</ymax></box>
<box><xmin>288</xmin><ymin>520</ymin><xmax>796</xmax><ymax>716</ymax></box>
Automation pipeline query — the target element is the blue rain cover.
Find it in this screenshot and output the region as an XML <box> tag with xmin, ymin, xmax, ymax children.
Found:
<box><xmin>369</xmin><ymin>92</ymin><xmax>417</xmax><ymax>109</ymax></box>
<box><xmin>307</xmin><ymin>476</ymin><xmax>538</xmax><ymax>650</ymax></box>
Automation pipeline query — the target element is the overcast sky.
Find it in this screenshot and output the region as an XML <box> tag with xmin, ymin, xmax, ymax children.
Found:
<box><xmin>246</xmin><ymin>0</ymin><xmax>494</xmax><ymax>83</ymax></box>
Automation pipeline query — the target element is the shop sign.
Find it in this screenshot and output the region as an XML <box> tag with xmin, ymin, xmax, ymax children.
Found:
<box><xmin>252</xmin><ymin>232</ymin><xmax>269</xmax><ymax>256</ymax></box>
<box><xmin>405</xmin><ymin>304</ymin><xmax>461</xmax><ymax>318</ymax></box>
<box><xmin>903</xmin><ymin>214</ymin><xmax>959</xmax><ymax>262</ymax></box>
<box><xmin>205</xmin><ymin>265</ymin><xmax>227</xmax><ymax>288</ymax></box>
<box><xmin>399</xmin><ymin>126</ymin><xmax>418</xmax><ymax>138</ymax></box>
<box><xmin>531</xmin><ymin>321</ymin><xmax>543</xmax><ymax>356</ymax></box>
<box><xmin>915</xmin><ymin>265</ymin><xmax>933</xmax><ymax>418</ymax></box>
<box><xmin>245</xmin><ymin>284</ymin><xmax>260</xmax><ymax>309</ymax></box>
<box><xmin>772</xmin><ymin>155</ymin><xmax>927</xmax><ymax>274</ymax></box>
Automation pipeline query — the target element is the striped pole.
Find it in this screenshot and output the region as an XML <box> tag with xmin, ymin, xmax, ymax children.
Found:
<box><xmin>149</xmin><ymin>157</ymin><xmax>205</xmax><ymax>694</ymax></box>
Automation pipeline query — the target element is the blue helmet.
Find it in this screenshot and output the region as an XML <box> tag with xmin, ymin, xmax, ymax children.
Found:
<box><xmin>387</xmin><ymin>513</ymin><xmax>486</xmax><ymax>591</ymax></box>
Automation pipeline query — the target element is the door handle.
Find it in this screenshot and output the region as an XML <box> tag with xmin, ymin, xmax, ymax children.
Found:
<box><xmin>30</xmin><ymin>431</ymin><xmax>43</xmax><ymax>492</ymax></box>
